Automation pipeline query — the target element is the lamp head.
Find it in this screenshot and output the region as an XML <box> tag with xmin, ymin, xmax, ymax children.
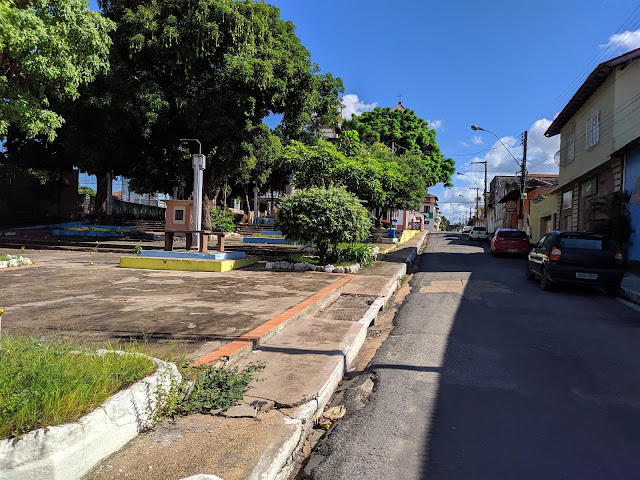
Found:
<box><xmin>471</xmin><ymin>125</ymin><xmax>481</xmax><ymax>131</ymax></box>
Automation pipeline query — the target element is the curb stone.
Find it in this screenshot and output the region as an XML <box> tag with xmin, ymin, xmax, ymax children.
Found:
<box><xmin>268</xmin><ymin>240</ymin><xmax>425</xmax><ymax>480</ymax></box>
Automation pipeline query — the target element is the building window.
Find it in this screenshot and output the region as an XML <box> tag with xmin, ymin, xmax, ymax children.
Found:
<box><xmin>423</xmin><ymin>205</ymin><xmax>430</xmax><ymax>213</ymax></box>
<box><xmin>562</xmin><ymin>190</ymin><xmax>572</xmax><ymax>210</ymax></box>
<box><xmin>581</xmin><ymin>177</ymin><xmax>596</xmax><ymax>197</ymax></box>
<box><xmin>174</xmin><ymin>208</ymin><xmax>184</xmax><ymax>221</ymax></box>
<box><xmin>585</xmin><ymin>110</ymin><xmax>600</xmax><ymax>150</ymax></box>
<box><xmin>564</xmin><ymin>124</ymin><xmax>575</xmax><ymax>164</ymax></box>
<box><xmin>425</xmin><ymin>220</ymin><xmax>429</xmax><ymax>225</ymax></box>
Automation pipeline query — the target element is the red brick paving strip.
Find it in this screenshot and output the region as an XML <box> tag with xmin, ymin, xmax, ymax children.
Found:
<box><xmin>191</xmin><ymin>274</ymin><xmax>355</xmax><ymax>367</ymax></box>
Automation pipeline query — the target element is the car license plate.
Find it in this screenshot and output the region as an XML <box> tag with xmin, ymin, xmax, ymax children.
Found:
<box><xmin>508</xmin><ymin>248</ymin><xmax>518</xmax><ymax>253</ymax></box>
<box><xmin>576</xmin><ymin>272</ymin><xmax>597</xmax><ymax>280</ymax></box>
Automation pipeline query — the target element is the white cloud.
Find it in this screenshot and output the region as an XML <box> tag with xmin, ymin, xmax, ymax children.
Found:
<box><xmin>426</xmin><ymin>119</ymin><xmax>444</xmax><ymax>131</ymax></box>
<box><xmin>472</xmin><ymin>135</ymin><xmax>483</xmax><ymax>145</ymax></box>
<box><xmin>341</xmin><ymin>94</ymin><xmax>377</xmax><ymax>120</ymax></box>
<box><xmin>454</xmin><ymin>117</ymin><xmax>560</xmax><ymax>189</ymax></box>
<box><xmin>460</xmin><ymin>141</ymin><xmax>470</xmax><ymax>147</ymax></box>
<box><xmin>600</xmin><ymin>30</ymin><xmax>640</xmax><ymax>52</ymax></box>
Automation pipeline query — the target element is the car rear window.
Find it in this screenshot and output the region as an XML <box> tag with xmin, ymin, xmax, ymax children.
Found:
<box><xmin>559</xmin><ymin>235</ymin><xmax>605</xmax><ymax>250</ymax></box>
<box><xmin>472</xmin><ymin>227</ymin><xmax>486</xmax><ymax>231</ymax></box>
<box><xmin>498</xmin><ymin>231</ymin><xmax>527</xmax><ymax>239</ymax></box>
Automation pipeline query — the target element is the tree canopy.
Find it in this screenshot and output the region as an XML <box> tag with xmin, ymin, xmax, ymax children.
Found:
<box><xmin>60</xmin><ymin>0</ymin><xmax>343</xmax><ymax>202</ymax></box>
<box><xmin>345</xmin><ymin>107</ymin><xmax>455</xmax><ymax>188</ymax></box>
<box><xmin>0</xmin><ymin>0</ymin><xmax>114</xmax><ymax>141</ymax></box>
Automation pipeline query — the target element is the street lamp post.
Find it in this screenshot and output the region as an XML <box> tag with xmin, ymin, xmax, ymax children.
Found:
<box><xmin>470</xmin><ymin>125</ymin><xmax>527</xmax><ymax>230</ymax></box>
<box><xmin>180</xmin><ymin>138</ymin><xmax>205</xmax><ymax>249</ymax></box>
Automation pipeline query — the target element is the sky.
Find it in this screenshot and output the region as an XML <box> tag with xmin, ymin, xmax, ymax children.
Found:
<box><xmin>88</xmin><ymin>0</ymin><xmax>640</xmax><ymax>222</ymax></box>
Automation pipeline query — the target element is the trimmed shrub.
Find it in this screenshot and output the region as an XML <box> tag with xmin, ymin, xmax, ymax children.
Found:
<box><xmin>277</xmin><ymin>187</ymin><xmax>372</xmax><ymax>264</ymax></box>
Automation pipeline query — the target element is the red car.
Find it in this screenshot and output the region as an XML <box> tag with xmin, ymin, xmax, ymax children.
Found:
<box><xmin>491</xmin><ymin>228</ymin><xmax>531</xmax><ymax>256</ymax></box>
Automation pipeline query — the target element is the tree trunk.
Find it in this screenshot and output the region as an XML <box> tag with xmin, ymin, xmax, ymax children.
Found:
<box><xmin>212</xmin><ymin>187</ymin><xmax>220</xmax><ymax>208</ymax></box>
<box><xmin>244</xmin><ymin>187</ymin><xmax>252</xmax><ymax>224</ymax></box>
<box><xmin>202</xmin><ymin>194</ymin><xmax>213</xmax><ymax>230</ymax></box>
<box><xmin>95</xmin><ymin>172</ymin><xmax>108</xmax><ymax>215</ymax></box>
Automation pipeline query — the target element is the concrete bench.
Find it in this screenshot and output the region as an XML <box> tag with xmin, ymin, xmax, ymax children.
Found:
<box><xmin>164</xmin><ymin>230</ymin><xmax>226</xmax><ymax>253</ymax></box>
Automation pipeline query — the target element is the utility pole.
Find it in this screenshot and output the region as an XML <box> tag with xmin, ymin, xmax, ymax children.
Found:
<box><xmin>470</xmin><ymin>187</ymin><xmax>480</xmax><ymax>225</ymax></box>
<box><xmin>519</xmin><ymin>131</ymin><xmax>528</xmax><ymax>230</ymax></box>
<box><xmin>469</xmin><ymin>205</ymin><xmax>473</xmax><ymax>225</ymax></box>
<box><xmin>471</xmin><ymin>160</ymin><xmax>487</xmax><ymax>226</ymax></box>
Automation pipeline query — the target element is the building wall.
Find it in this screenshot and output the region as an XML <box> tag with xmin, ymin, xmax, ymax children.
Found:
<box><xmin>529</xmin><ymin>195</ymin><xmax>558</xmax><ymax>243</ymax></box>
<box><xmin>558</xmin><ymin>72</ymin><xmax>616</xmax><ymax>186</ymax></box>
<box><xmin>625</xmin><ymin>147</ymin><xmax>640</xmax><ymax>264</ymax></box>
<box><xmin>613</xmin><ymin>60</ymin><xmax>640</xmax><ymax>153</ymax></box>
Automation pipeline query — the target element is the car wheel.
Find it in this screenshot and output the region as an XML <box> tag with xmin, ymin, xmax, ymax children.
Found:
<box><xmin>605</xmin><ymin>285</ymin><xmax>620</xmax><ymax>298</ymax></box>
<box><xmin>540</xmin><ymin>267</ymin><xmax>553</xmax><ymax>291</ymax></box>
<box><xmin>525</xmin><ymin>263</ymin><xmax>535</xmax><ymax>280</ymax></box>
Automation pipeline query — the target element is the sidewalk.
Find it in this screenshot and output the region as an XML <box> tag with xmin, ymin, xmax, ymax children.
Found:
<box><xmin>620</xmin><ymin>272</ymin><xmax>640</xmax><ymax>307</ymax></box>
<box><xmin>85</xmin><ymin>232</ymin><xmax>428</xmax><ymax>480</ymax></box>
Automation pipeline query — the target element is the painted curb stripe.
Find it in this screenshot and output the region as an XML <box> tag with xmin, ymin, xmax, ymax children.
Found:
<box><xmin>191</xmin><ymin>274</ymin><xmax>355</xmax><ymax>367</ymax></box>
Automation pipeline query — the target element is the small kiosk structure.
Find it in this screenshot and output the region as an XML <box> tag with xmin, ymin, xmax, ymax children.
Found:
<box><xmin>163</xmin><ymin>199</ymin><xmax>224</xmax><ymax>253</ymax></box>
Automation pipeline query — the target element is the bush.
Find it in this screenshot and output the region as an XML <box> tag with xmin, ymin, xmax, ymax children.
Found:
<box><xmin>327</xmin><ymin>243</ymin><xmax>377</xmax><ymax>267</ymax></box>
<box><xmin>277</xmin><ymin>187</ymin><xmax>372</xmax><ymax>264</ymax></box>
<box><xmin>170</xmin><ymin>363</ymin><xmax>266</xmax><ymax>415</ymax></box>
<box><xmin>210</xmin><ymin>207</ymin><xmax>235</xmax><ymax>232</ymax></box>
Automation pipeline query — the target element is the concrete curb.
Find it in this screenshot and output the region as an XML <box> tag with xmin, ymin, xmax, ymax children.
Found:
<box><xmin>0</xmin><ymin>357</ymin><xmax>181</xmax><ymax>480</ymax></box>
<box><xmin>268</xmin><ymin>244</ymin><xmax>426</xmax><ymax>480</ymax></box>
<box><xmin>192</xmin><ymin>275</ymin><xmax>354</xmax><ymax>367</ymax></box>
<box><xmin>620</xmin><ymin>286</ymin><xmax>640</xmax><ymax>306</ymax></box>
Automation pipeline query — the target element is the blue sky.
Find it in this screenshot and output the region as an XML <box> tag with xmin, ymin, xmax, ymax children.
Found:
<box><xmin>89</xmin><ymin>0</ymin><xmax>640</xmax><ymax>221</ymax></box>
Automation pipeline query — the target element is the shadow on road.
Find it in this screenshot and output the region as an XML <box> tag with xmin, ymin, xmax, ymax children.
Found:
<box><xmin>410</xmin><ymin>233</ymin><xmax>640</xmax><ymax>479</ymax></box>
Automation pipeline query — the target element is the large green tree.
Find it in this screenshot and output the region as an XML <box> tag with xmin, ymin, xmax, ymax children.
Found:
<box><xmin>0</xmin><ymin>0</ymin><xmax>114</xmax><ymax>141</ymax></box>
<box><xmin>60</xmin><ymin>0</ymin><xmax>343</xmax><ymax>220</ymax></box>
<box><xmin>348</xmin><ymin>107</ymin><xmax>455</xmax><ymax>188</ymax></box>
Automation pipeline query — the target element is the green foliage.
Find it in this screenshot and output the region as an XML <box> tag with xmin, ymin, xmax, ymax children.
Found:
<box><xmin>0</xmin><ymin>336</ymin><xmax>155</xmax><ymax>439</ymax></box>
<box><xmin>58</xmin><ymin>0</ymin><xmax>342</xmax><ymax>207</ymax></box>
<box><xmin>336</xmin><ymin>129</ymin><xmax>361</xmax><ymax>156</ymax></box>
<box><xmin>439</xmin><ymin>215</ymin><xmax>450</xmax><ymax>231</ymax></box>
<box><xmin>210</xmin><ymin>207</ymin><xmax>235</xmax><ymax>233</ymax></box>
<box><xmin>131</xmin><ymin>245</ymin><xmax>143</xmax><ymax>254</ymax></box>
<box><xmin>78</xmin><ymin>186</ymin><xmax>96</xmax><ymax>196</ymax></box>
<box><xmin>588</xmin><ymin>191</ymin><xmax>633</xmax><ymax>247</ymax></box>
<box><xmin>277</xmin><ymin>186</ymin><xmax>372</xmax><ymax>264</ymax></box>
<box><xmin>0</xmin><ymin>0</ymin><xmax>115</xmax><ymax>141</ymax></box>
<box><xmin>327</xmin><ymin>243</ymin><xmax>377</xmax><ymax>267</ymax></box>
<box><xmin>174</xmin><ymin>363</ymin><xmax>265</xmax><ymax>414</ymax></box>
<box><xmin>355</xmin><ymin>107</ymin><xmax>455</xmax><ymax>188</ymax></box>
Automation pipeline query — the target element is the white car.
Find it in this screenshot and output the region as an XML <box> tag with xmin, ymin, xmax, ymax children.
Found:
<box><xmin>461</xmin><ymin>225</ymin><xmax>472</xmax><ymax>234</ymax></box>
<box><xmin>468</xmin><ymin>226</ymin><xmax>488</xmax><ymax>240</ymax></box>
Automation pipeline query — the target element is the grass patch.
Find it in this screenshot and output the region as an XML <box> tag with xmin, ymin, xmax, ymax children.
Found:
<box><xmin>0</xmin><ymin>336</ymin><xmax>156</xmax><ymax>440</ymax></box>
<box><xmin>0</xmin><ymin>254</ymin><xmax>10</xmax><ymax>261</ymax></box>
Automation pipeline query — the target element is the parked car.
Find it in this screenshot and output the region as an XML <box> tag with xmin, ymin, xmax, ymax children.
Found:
<box><xmin>491</xmin><ymin>228</ymin><xmax>530</xmax><ymax>256</ymax></box>
<box><xmin>526</xmin><ymin>230</ymin><xmax>625</xmax><ymax>296</ymax></box>
<box><xmin>468</xmin><ymin>226</ymin><xmax>488</xmax><ymax>240</ymax></box>
<box><xmin>461</xmin><ymin>225</ymin><xmax>472</xmax><ymax>234</ymax></box>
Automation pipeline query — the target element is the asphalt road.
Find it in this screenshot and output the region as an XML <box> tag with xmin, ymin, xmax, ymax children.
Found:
<box><xmin>309</xmin><ymin>231</ymin><xmax>640</xmax><ymax>480</ymax></box>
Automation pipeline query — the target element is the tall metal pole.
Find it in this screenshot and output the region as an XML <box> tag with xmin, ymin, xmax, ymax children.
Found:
<box><xmin>180</xmin><ymin>139</ymin><xmax>204</xmax><ymax>249</ymax></box>
<box><xmin>519</xmin><ymin>131</ymin><xmax>527</xmax><ymax>230</ymax></box>
<box><xmin>471</xmin><ymin>160</ymin><xmax>487</xmax><ymax>226</ymax></box>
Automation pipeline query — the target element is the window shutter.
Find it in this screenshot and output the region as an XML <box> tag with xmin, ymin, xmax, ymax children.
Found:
<box><xmin>593</xmin><ymin>110</ymin><xmax>599</xmax><ymax>145</ymax></box>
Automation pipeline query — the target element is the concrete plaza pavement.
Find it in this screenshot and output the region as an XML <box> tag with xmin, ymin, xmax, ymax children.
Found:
<box><xmin>0</xmin><ymin>233</ymin><xmax>427</xmax><ymax>480</ymax></box>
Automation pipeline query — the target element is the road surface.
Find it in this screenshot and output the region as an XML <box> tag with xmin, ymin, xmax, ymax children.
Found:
<box><xmin>309</xmin><ymin>231</ymin><xmax>640</xmax><ymax>480</ymax></box>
